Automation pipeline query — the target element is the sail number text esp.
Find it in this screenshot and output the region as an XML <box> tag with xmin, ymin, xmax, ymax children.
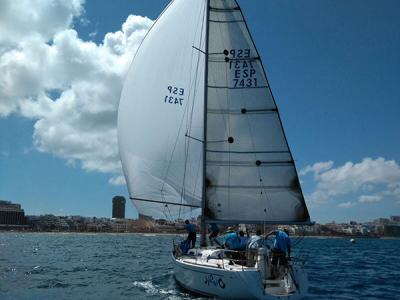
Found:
<box><xmin>228</xmin><ymin>48</ymin><xmax>258</xmax><ymax>88</ymax></box>
<box><xmin>165</xmin><ymin>85</ymin><xmax>184</xmax><ymax>106</ymax></box>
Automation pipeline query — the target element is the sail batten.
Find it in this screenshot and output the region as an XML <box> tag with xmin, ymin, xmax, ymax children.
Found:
<box><xmin>131</xmin><ymin>197</ymin><xmax>201</xmax><ymax>208</ymax></box>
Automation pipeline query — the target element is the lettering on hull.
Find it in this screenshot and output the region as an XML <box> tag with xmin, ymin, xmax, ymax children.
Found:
<box><xmin>204</xmin><ymin>274</ymin><xmax>226</xmax><ymax>289</ymax></box>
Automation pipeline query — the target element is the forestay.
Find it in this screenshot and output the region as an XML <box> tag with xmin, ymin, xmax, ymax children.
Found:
<box><xmin>204</xmin><ymin>0</ymin><xmax>310</xmax><ymax>224</ymax></box>
<box><xmin>118</xmin><ymin>0</ymin><xmax>207</xmax><ymax>219</ymax></box>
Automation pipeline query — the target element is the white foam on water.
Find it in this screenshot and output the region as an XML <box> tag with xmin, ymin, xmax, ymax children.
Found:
<box><xmin>133</xmin><ymin>280</ymin><xmax>158</xmax><ymax>294</ymax></box>
<box><xmin>133</xmin><ymin>280</ymin><xmax>180</xmax><ymax>298</ymax></box>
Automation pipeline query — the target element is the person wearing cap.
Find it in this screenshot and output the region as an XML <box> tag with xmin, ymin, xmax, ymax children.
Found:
<box><xmin>184</xmin><ymin>220</ymin><xmax>197</xmax><ymax>248</ymax></box>
<box><xmin>223</xmin><ymin>226</ymin><xmax>241</xmax><ymax>250</ymax></box>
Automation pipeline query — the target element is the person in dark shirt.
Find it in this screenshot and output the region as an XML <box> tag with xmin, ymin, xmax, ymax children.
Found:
<box><xmin>184</xmin><ymin>220</ymin><xmax>196</xmax><ymax>248</ymax></box>
<box><xmin>208</xmin><ymin>223</ymin><xmax>219</xmax><ymax>245</ymax></box>
<box><xmin>238</xmin><ymin>230</ymin><xmax>249</xmax><ymax>251</ymax></box>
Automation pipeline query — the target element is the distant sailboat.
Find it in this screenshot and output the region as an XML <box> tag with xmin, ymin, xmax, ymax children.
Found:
<box><xmin>118</xmin><ymin>0</ymin><xmax>311</xmax><ymax>299</ymax></box>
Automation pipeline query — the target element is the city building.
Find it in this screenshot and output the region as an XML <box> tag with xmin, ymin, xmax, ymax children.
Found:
<box><xmin>390</xmin><ymin>216</ymin><xmax>400</xmax><ymax>223</ymax></box>
<box><xmin>0</xmin><ymin>200</ymin><xmax>27</xmax><ymax>228</ymax></box>
<box><xmin>112</xmin><ymin>196</ymin><xmax>126</xmax><ymax>219</ymax></box>
<box><xmin>384</xmin><ymin>225</ymin><xmax>400</xmax><ymax>237</ymax></box>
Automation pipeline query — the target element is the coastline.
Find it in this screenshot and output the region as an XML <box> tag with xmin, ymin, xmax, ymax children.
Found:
<box><xmin>1</xmin><ymin>230</ymin><xmax>397</xmax><ymax>239</ymax></box>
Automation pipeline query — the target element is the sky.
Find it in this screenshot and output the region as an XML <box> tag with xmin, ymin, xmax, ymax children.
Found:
<box><xmin>0</xmin><ymin>0</ymin><xmax>399</xmax><ymax>223</ymax></box>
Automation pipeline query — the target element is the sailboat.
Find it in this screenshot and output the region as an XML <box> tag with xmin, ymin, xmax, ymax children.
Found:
<box><xmin>118</xmin><ymin>0</ymin><xmax>311</xmax><ymax>299</ymax></box>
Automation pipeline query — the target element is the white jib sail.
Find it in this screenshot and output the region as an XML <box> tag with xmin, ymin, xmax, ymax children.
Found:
<box><xmin>118</xmin><ymin>0</ymin><xmax>207</xmax><ymax>219</ymax></box>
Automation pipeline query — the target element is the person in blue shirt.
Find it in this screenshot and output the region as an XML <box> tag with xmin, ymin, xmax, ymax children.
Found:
<box><xmin>184</xmin><ymin>220</ymin><xmax>196</xmax><ymax>248</ymax></box>
<box><xmin>247</xmin><ymin>229</ymin><xmax>263</xmax><ymax>249</ymax></box>
<box><xmin>223</xmin><ymin>227</ymin><xmax>242</xmax><ymax>263</ymax></box>
<box><xmin>224</xmin><ymin>227</ymin><xmax>241</xmax><ymax>250</ymax></box>
<box><xmin>266</xmin><ymin>228</ymin><xmax>291</xmax><ymax>278</ymax></box>
<box><xmin>246</xmin><ymin>230</ymin><xmax>263</xmax><ymax>266</ymax></box>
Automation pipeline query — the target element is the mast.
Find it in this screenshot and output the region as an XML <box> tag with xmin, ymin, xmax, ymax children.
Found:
<box><xmin>200</xmin><ymin>0</ymin><xmax>210</xmax><ymax>247</ymax></box>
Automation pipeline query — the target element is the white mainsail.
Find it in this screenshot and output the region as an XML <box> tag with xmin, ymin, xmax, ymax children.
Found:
<box><xmin>118</xmin><ymin>0</ymin><xmax>310</xmax><ymax>224</ymax></box>
<box><xmin>205</xmin><ymin>0</ymin><xmax>310</xmax><ymax>224</ymax></box>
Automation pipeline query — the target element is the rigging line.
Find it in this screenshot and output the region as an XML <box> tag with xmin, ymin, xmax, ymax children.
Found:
<box><xmin>209</xmin><ymin>3</ymin><xmax>230</xmax><ymax>151</ymax></box>
<box><xmin>179</xmin><ymin>0</ymin><xmax>207</xmax><ymax>219</ymax></box>
<box><xmin>166</xmin><ymin>204</ymin><xmax>174</xmax><ymax>222</ymax></box>
<box><xmin>163</xmin><ymin>0</ymin><xmax>206</xmax><ymax>201</ymax></box>
<box><xmin>223</xmin><ymin>11</ymin><xmax>234</xmax><ymax>212</ymax></box>
<box><xmin>160</xmin><ymin>94</ymin><xmax>191</xmax><ymax>196</ymax></box>
<box><xmin>192</xmin><ymin>1</ymin><xmax>208</xmax><ymax>203</ymax></box>
<box><xmin>200</xmin><ymin>0</ymin><xmax>211</xmax><ymax>248</ymax></box>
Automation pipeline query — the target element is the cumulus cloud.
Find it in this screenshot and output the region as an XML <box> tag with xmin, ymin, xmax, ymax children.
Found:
<box><xmin>303</xmin><ymin>157</ymin><xmax>400</xmax><ymax>205</ymax></box>
<box><xmin>338</xmin><ymin>201</ymin><xmax>355</xmax><ymax>208</ymax></box>
<box><xmin>299</xmin><ymin>161</ymin><xmax>334</xmax><ymax>177</ymax></box>
<box><xmin>0</xmin><ymin>0</ymin><xmax>153</xmax><ymax>178</ymax></box>
<box><xmin>358</xmin><ymin>195</ymin><xmax>382</xmax><ymax>203</ymax></box>
<box><xmin>108</xmin><ymin>175</ymin><xmax>126</xmax><ymax>186</ymax></box>
<box><xmin>0</xmin><ymin>0</ymin><xmax>84</xmax><ymax>46</ymax></box>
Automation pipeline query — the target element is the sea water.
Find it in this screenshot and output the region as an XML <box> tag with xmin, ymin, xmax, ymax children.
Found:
<box><xmin>0</xmin><ymin>233</ymin><xmax>399</xmax><ymax>300</ymax></box>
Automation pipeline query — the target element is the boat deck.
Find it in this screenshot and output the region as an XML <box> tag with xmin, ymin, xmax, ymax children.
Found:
<box><xmin>178</xmin><ymin>255</ymin><xmax>254</xmax><ymax>271</ymax></box>
<box><xmin>176</xmin><ymin>254</ymin><xmax>297</xmax><ymax>297</ymax></box>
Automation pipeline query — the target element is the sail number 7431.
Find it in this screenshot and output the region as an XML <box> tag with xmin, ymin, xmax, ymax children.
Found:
<box><xmin>164</xmin><ymin>85</ymin><xmax>184</xmax><ymax>106</ymax></box>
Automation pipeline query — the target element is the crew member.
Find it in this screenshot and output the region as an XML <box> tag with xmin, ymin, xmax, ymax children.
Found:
<box><xmin>184</xmin><ymin>220</ymin><xmax>197</xmax><ymax>248</ymax></box>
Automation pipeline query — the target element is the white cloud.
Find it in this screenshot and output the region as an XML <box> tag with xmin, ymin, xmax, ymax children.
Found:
<box><xmin>108</xmin><ymin>175</ymin><xmax>126</xmax><ymax>186</ymax></box>
<box><xmin>338</xmin><ymin>201</ymin><xmax>355</xmax><ymax>208</ymax></box>
<box><xmin>0</xmin><ymin>0</ymin><xmax>154</xmax><ymax>179</ymax></box>
<box><xmin>0</xmin><ymin>0</ymin><xmax>84</xmax><ymax>46</ymax></box>
<box><xmin>304</xmin><ymin>157</ymin><xmax>400</xmax><ymax>205</ymax></box>
<box><xmin>300</xmin><ymin>161</ymin><xmax>333</xmax><ymax>177</ymax></box>
<box><xmin>384</xmin><ymin>183</ymin><xmax>400</xmax><ymax>199</ymax></box>
<box><xmin>358</xmin><ymin>195</ymin><xmax>382</xmax><ymax>203</ymax></box>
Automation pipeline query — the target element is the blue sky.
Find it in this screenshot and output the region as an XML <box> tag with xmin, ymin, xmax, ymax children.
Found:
<box><xmin>0</xmin><ymin>0</ymin><xmax>399</xmax><ymax>223</ymax></box>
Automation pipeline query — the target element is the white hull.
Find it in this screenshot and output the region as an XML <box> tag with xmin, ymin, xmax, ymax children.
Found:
<box><xmin>172</xmin><ymin>249</ymin><xmax>308</xmax><ymax>300</ymax></box>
